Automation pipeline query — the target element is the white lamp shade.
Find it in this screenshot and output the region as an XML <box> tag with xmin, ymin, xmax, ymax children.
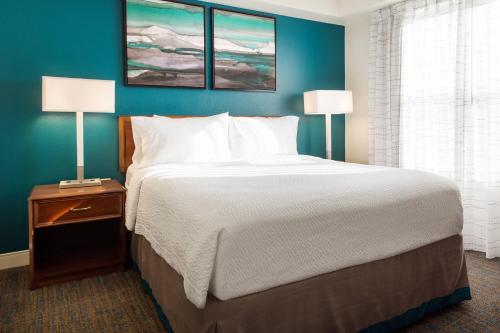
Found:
<box><xmin>42</xmin><ymin>76</ymin><xmax>115</xmax><ymax>113</ymax></box>
<box><xmin>303</xmin><ymin>90</ymin><xmax>353</xmax><ymax>115</ymax></box>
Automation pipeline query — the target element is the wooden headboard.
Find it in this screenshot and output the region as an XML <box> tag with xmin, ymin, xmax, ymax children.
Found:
<box><xmin>118</xmin><ymin>115</ymin><xmax>201</xmax><ymax>172</ymax></box>
<box><xmin>118</xmin><ymin>116</ymin><xmax>135</xmax><ymax>173</ymax></box>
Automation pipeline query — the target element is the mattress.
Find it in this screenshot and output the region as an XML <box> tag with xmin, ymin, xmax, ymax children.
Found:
<box><xmin>125</xmin><ymin>155</ymin><xmax>463</xmax><ymax>309</ymax></box>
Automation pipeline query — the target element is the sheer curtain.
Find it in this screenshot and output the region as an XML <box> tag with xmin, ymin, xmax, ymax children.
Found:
<box><xmin>369</xmin><ymin>0</ymin><xmax>500</xmax><ymax>258</ymax></box>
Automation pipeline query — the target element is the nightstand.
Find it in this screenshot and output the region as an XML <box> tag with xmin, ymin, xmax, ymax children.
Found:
<box><xmin>28</xmin><ymin>179</ymin><xmax>126</xmax><ymax>289</ymax></box>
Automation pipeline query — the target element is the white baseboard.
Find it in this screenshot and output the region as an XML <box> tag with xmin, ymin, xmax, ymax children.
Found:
<box><xmin>0</xmin><ymin>250</ymin><xmax>29</xmax><ymax>270</ymax></box>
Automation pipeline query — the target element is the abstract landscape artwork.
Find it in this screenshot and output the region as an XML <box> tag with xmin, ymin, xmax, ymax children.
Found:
<box><xmin>124</xmin><ymin>0</ymin><xmax>205</xmax><ymax>88</ymax></box>
<box><xmin>212</xmin><ymin>9</ymin><xmax>276</xmax><ymax>91</ymax></box>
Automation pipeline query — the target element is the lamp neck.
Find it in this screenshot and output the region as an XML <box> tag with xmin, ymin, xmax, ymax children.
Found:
<box><xmin>76</xmin><ymin>112</ymin><xmax>84</xmax><ymax>182</ymax></box>
<box><xmin>325</xmin><ymin>114</ymin><xmax>332</xmax><ymax>160</ymax></box>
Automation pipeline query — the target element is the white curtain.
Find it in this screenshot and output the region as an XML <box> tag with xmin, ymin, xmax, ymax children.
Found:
<box><xmin>369</xmin><ymin>0</ymin><xmax>500</xmax><ymax>258</ymax></box>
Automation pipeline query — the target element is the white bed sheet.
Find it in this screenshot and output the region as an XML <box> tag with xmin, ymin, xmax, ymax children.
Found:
<box><xmin>125</xmin><ymin>155</ymin><xmax>463</xmax><ymax>309</ymax></box>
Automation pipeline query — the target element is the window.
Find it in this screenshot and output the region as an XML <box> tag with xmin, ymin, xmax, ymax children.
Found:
<box><xmin>399</xmin><ymin>1</ymin><xmax>500</xmax><ymax>183</ymax></box>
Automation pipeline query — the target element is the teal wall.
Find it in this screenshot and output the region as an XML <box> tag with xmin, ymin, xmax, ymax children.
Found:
<box><xmin>0</xmin><ymin>0</ymin><xmax>345</xmax><ymax>254</ymax></box>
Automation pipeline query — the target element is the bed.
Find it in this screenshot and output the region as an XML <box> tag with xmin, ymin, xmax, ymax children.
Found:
<box><xmin>119</xmin><ymin>116</ymin><xmax>471</xmax><ymax>333</ymax></box>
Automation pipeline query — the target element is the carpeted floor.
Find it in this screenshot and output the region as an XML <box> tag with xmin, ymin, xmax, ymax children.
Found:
<box><xmin>0</xmin><ymin>251</ymin><xmax>498</xmax><ymax>333</ymax></box>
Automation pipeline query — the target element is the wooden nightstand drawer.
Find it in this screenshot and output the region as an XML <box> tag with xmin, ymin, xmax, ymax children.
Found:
<box><xmin>34</xmin><ymin>193</ymin><xmax>123</xmax><ymax>227</ymax></box>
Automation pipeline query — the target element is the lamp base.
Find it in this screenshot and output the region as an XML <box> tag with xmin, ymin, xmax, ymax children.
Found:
<box><xmin>59</xmin><ymin>178</ymin><xmax>102</xmax><ymax>189</ymax></box>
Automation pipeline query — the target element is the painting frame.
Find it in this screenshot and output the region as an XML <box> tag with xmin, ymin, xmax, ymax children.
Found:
<box><xmin>211</xmin><ymin>8</ymin><xmax>277</xmax><ymax>92</ymax></box>
<box><xmin>123</xmin><ymin>0</ymin><xmax>207</xmax><ymax>89</ymax></box>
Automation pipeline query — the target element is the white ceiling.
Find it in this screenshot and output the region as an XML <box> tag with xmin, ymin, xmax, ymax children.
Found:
<box><xmin>204</xmin><ymin>0</ymin><xmax>342</xmax><ymax>24</ymax></box>
<box><xmin>338</xmin><ymin>0</ymin><xmax>401</xmax><ymax>17</ymax></box>
<box><xmin>206</xmin><ymin>0</ymin><xmax>402</xmax><ymax>24</ymax></box>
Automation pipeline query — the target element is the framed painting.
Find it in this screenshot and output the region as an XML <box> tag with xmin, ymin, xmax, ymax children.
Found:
<box><xmin>212</xmin><ymin>9</ymin><xmax>276</xmax><ymax>91</ymax></box>
<box><xmin>123</xmin><ymin>0</ymin><xmax>206</xmax><ymax>88</ymax></box>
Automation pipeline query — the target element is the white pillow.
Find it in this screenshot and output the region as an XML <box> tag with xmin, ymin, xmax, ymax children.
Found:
<box><xmin>229</xmin><ymin>116</ymin><xmax>299</xmax><ymax>159</ymax></box>
<box><xmin>130</xmin><ymin>116</ymin><xmax>150</xmax><ymax>165</ymax></box>
<box><xmin>133</xmin><ymin>113</ymin><xmax>231</xmax><ymax>167</ymax></box>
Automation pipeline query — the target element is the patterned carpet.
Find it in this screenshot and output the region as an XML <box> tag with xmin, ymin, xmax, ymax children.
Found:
<box><xmin>0</xmin><ymin>251</ymin><xmax>498</xmax><ymax>333</ymax></box>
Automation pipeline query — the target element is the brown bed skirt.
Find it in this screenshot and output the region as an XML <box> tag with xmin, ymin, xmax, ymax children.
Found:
<box><xmin>131</xmin><ymin>234</ymin><xmax>470</xmax><ymax>333</ymax></box>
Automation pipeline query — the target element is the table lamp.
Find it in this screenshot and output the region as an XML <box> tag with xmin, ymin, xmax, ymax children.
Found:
<box><xmin>42</xmin><ymin>76</ymin><xmax>115</xmax><ymax>188</ymax></box>
<box><xmin>303</xmin><ymin>90</ymin><xmax>353</xmax><ymax>160</ymax></box>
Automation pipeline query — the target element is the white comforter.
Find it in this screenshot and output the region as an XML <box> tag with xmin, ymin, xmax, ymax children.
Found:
<box><xmin>126</xmin><ymin>156</ymin><xmax>463</xmax><ymax>309</ymax></box>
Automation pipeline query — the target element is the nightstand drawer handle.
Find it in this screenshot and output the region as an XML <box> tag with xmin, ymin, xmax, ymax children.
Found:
<box><xmin>70</xmin><ymin>206</ymin><xmax>92</xmax><ymax>212</ymax></box>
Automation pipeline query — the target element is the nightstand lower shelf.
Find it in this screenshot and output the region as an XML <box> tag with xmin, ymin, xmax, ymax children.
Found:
<box><xmin>34</xmin><ymin>243</ymin><xmax>124</xmax><ymax>287</ymax></box>
<box><xmin>31</xmin><ymin>218</ymin><xmax>126</xmax><ymax>289</ymax></box>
